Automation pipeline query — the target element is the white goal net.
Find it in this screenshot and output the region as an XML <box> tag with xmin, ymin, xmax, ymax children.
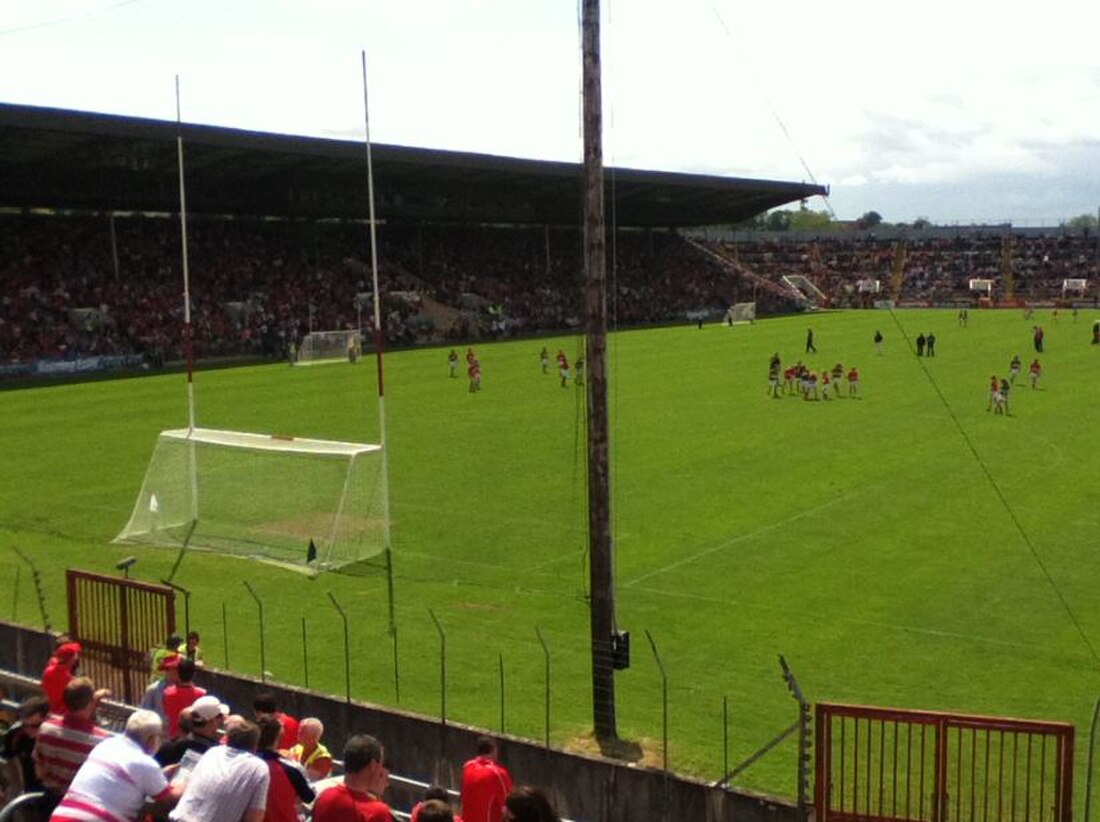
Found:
<box><xmin>115</xmin><ymin>428</ymin><xmax>386</xmax><ymax>573</ymax></box>
<box><xmin>295</xmin><ymin>330</ymin><xmax>362</xmax><ymax>365</ymax></box>
<box><xmin>723</xmin><ymin>302</ymin><xmax>756</xmax><ymax>325</ymax></box>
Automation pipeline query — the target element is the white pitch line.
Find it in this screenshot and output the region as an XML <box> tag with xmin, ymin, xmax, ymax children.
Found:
<box><xmin>630</xmin><ymin>584</ymin><xmax>1064</xmax><ymax>654</ymax></box>
<box><xmin>623</xmin><ymin>491</ymin><xmax>856</xmax><ymax>588</ymax></box>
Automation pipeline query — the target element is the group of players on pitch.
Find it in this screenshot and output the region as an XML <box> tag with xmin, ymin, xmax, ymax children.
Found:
<box><xmin>987</xmin><ymin>353</ymin><xmax>1042</xmax><ymax>415</ymax></box>
<box><xmin>767</xmin><ymin>353</ymin><xmax>859</xmax><ymax>400</ymax></box>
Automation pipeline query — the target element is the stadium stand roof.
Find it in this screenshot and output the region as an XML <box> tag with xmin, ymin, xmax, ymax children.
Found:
<box><xmin>0</xmin><ymin>103</ymin><xmax>827</xmax><ymax>227</ymax></box>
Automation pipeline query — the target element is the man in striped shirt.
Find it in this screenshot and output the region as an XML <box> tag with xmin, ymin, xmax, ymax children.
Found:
<box><xmin>33</xmin><ymin>678</ymin><xmax>112</xmax><ymax>812</ymax></box>
<box><xmin>51</xmin><ymin>709</ymin><xmax>183</xmax><ymax>822</ymax></box>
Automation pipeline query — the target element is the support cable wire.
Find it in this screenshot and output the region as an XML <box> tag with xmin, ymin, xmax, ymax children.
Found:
<box><xmin>709</xmin><ymin>3</ymin><xmax>835</xmax><ymax>218</ymax></box>
<box><xmin>887</xmin><ymin>309</ymin><xmax>1100</xmax><ymax>668</ymax></box>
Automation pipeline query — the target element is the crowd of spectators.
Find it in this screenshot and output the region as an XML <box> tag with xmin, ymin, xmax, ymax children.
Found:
<box><xmin>0</xmin><ymin>213</ymin><xmax>751</xmax><ymax>368</ymax></box>
<box><xmin>718</xmin><ymin>231</ymin><xmax>1097</xmax><ymax>305</ymax></box>
<box><xmin>3</xmin><ymin>212</ymin><xmax>1095</xmax><ymax>371</ymax></box>
<box><xmin>0</xmin><ymin>635</ymin><xmax>564</xmax><ymax>822</ymax></box>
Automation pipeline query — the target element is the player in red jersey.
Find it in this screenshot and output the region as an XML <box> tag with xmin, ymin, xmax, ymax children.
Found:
<box><xmin>987</xmin><ymin>375</ymin><xmax>999</xmax><ymax>410</ymax></box>
<box><xmin>1029</xmin><ymin>358</ymin><xmax>1042</xmax><ymax>389</ymax></box>
<box><xmin>556</xmin><ymin>350</ymin><xmax>570</xmax><ymax>387</ymax></box>
<box><xmin>468</xmin><ymin>359</ymin><xmax>482</xmax><ymax>393</ymax></box>
<box><xmin>847</xmin><ymin>366</ymin><xmax>859</xmax><ymax>397</ymax></box>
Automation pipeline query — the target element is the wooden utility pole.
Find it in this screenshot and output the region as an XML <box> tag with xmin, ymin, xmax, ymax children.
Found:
<box><xmin>582</xmin><ymin>0</ymin><xmax>617</xmax><ymax>742</ymax></box>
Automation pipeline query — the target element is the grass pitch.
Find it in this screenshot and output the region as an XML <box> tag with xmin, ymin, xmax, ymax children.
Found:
<box><xmin>1</xmin><ymin>308</ymin><xmax>1098</xmax><ymax>800</ymax></box>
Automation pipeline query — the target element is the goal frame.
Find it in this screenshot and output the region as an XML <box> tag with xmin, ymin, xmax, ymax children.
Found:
<box><xmin>294</xmin><ymin>329</ymin><xmax>363</xmax><ymax>366</ymax></box>
<box><xmin>114</xmin><ymin>427</ymin><xmax>385</xmax><ymax>575</ymax></box>
<box><xmin>724</xmin><ymin>301</ymin><xmax>756</xmax><ymax>325</ymax></box>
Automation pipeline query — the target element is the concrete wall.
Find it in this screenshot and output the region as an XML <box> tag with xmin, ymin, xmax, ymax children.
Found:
<box><xmin>0</xmin><ymin>621</ymin><xmax>800</xmax><ymax>822</ymax></box>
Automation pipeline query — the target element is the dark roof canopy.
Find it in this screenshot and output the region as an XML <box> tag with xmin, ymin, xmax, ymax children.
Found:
<box><xmin>0</xmin><ymin>103</ymin><xmax>826</xmax><ymax>227</ymax></box>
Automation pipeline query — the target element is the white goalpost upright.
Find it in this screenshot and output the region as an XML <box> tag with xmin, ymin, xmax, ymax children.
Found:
<box><xmin>115</xmin><ymin>76</ymin><xmax>389</xmax><ymax>577</ymax></box>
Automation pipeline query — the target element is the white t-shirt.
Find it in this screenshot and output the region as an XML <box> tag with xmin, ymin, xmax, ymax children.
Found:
<box><xmin>54</xmin><ymin>733</ymin><xmax>170</xmax><ymax>822</ymax></box>
<box><xmin>169</xmin><ymin>746</ymin><xmax>269</xmax><ymax>822</ymax></box>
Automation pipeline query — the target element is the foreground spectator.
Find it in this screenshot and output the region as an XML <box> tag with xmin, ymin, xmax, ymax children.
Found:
<box><xmin>169</xmin><ymin>719</ymin><xmax>269</xmax><ymax>822</ymax></box>
<box><xmin>312</xmin><ymin>734</ymin><xmax>391</xmax><ymax>822</ymax></box>
<box><xmin>33</xmin><ymin>678</ymin><xmax>112</xmax><ymax>811</ymax></box>
<box><xmin>156</xmin><ymin>695</ymin><xmax>228</xmax><ymax>767</ymax></box>
<box><xmin>287</xmin><ymin>717</ymin><xmax>332</xmax><ymax>781</ymax></box>
<box><xmin>503</xmin><ymin>787</ymin><xmax>560</xmax><ymax>822</ymax></box>
<box><xmin>2</xmin><ymin>695</ymin><xmax>50</xmax><ymax>796</ymax></box>
<box><xmin>52</xmin><ymin>709</ymin><xmax>182</xmax><ymax>821</ymax></box>
<box><xmin>41</xmin><ymin>642</ymin><xmax>81</xmax><ymax>714</ymax></box>
<box><xmin>461</xmin><ymin>736</ymin><xmax>513</xmax><ymax>822</ymax></box>
<box><xmin>163</xmin><ymin>658</ymin><xmax>205</xmax><ymax>737</ymax></box>
<box><xmin>253</xmin><ymin>692</ymin><xmax>298</xmax><ymax>752</ymax></box>
<box><xmin>256</xmin><ymin>716</ymin><xmax>314</xmax><ymax>822</ymax></box>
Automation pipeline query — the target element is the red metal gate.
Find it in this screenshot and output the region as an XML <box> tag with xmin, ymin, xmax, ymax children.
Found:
<box><xmin>66</xmin><ymin>570</ymin><xmax>176</xmax><ymax>705</ymax></box>
<box><xmin>815</xmin><ymin>703</ymin><xmax>1074</xmax><ymax>822</ymax></box>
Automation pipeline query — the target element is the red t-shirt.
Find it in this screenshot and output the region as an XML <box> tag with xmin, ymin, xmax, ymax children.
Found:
<box><xmin>41</xmin><ymin>659</ymin><xmax>73</xmax><ymax>714</ymax></box>
<box><xmin>163</xmin><ymin>683</ymin><xmax>206</xmax><ymax>737</ymax></box>
<box><xmin>275</xmin><ymin>712</ymin><xmax>300</xmax><ymax>751</ymax></box>
<box><xmin>460</xmin><ymin>756</ymin><xmax>513</xmax><ymax>822</ymax></box>
<box><xmin>312</xmin><ymin>783</ymin><xmax>392</xmax><ymax>822</ymax></box>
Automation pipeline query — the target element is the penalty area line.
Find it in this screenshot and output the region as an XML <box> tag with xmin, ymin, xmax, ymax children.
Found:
<box><xmin>623</xmin><ymin>491</ymin><xmax>856</xmax><ymax>589</ymax></box>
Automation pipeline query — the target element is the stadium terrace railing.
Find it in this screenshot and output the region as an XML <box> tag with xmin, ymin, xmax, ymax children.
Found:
<box><xmin>815</xmin><ymin>702</ymin><xmax>1074</xmax><ymax>822</ymax></box>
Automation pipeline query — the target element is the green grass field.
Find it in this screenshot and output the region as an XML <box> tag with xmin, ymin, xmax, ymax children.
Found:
<box><xmin>2</xmin><ymin>308</ymin><xmax>1099</xmax><ymax>801</ymax></box>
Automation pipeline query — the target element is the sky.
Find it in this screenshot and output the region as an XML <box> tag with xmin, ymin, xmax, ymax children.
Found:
<box><xmin>1</xmin><ymin>0</ymin><xmax>1099</xmax><ymax>225</ymax></box>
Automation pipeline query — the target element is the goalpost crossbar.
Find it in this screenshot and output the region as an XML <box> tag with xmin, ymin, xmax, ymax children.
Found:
<box><xmin>161</xmin><ymin>428</ymin><xmax>380</xmax><ymax>457</ymax></box>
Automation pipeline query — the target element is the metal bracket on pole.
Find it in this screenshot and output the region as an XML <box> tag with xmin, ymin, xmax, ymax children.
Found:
<box><xmin>327</xmin><ymin>592</ymin><xmax>351</xmax><ymax>703</ymax></box>
<box><xmin>535</xmin><ymin>626</ymin><xmax>551</xmax><ymax>749</ymax></box>
<box><xmin>12</xmin><ymin>546</ymin><xmax>50</xmax><ymax>631</ymax></box>
<box><xmin>428</xmin><ymin>609</ymin><xmax>447</xmax><ymax>727</ymax></box>
<box><xmin>779</xmin><ymin>654</ymin><xmax>812</xmax><ymax>822</ymax></box>
<box><xmin>242</xmin><ymin>581</ymin><xmax>265</xmax><ymax>683</ymax></box>
<box><xmin>160</xmin><ymin>579</ymin><xmax>191</xmax><ymax>639</ymax></box>
<box><xmin>644</xmin><ymin>629</ymin><xmax>669</xmax><ymax>773</ymax></box>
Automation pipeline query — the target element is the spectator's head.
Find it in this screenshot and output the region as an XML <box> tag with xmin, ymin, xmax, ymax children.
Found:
<box><xmin>424</xmin><ymin>786</ymin><xmax>450</xmax><ymax>804</ymax></box>
<box><xmin>165</xmin><ymin>633</ymin><xmax>183</xmax><ymax>650</ymax></box>
<box><xmin>125</xmin><ymin>708</ymin><xmax>164</xmax><ymax>753</ymax></box>
<box><xmin>476</xmin><ymin>735</ymin><xmax>498</xmax><ymax>758</ymax></box>
<box><xmin>190</xmin><ymin>695</ymin><xmax>229</xmax><ymax>738</ymax></box>
<box><xmin>17</xmin><ymin>695</ymin><xmax>49</xmax><ymax>736</ymax></box>
<box><xmin>257</xmin><ymin>715</ymin><xmax>283</xmax><ymax>751</ymax></box>
<box><xmin>225</xmin><ymin>719</ymin><xmax>260</xmax><ymax>752</ymax></box>
<box><xmin>177</xmin><ymin>705</ymin><xmax>194</xmax><ymax>735</ymax></box>
<box><xmin>298</xmin><ymin>717</ymin><xmax>324</xmax><ymax>744</ymax></box>
<box><xmin>253</xmin><ymin>692</ymin><xmax>278</xmax><ymax>718</ymax></box>
<box><xmin>177</xmin><ymin>657</ymin><xmax>196</xmax><ymax>684</ymax></box>
<box><xmin>417</xmin><ymin>800</ymin><xmax>454</xmax><ymax>822</ymax></box>
<box><xmin>159</xmin><ymin>653</ymin><xmax>182</xmax><ymax>684</ymax></box>
<box><xmin>62</xmin><ymin>677</ymin><xmax>97</xmax><ymax>716</ymax></box>
<box><xmin>504</xmin><ymin>786</ymin><xmax>560</xmax><ymax>822</ymax></box>
<box><xmin>186</xmin><ymin>631</ymin><xmax>201</xmax><ymax>650</ymax></box>
<box><xmin>56</xmin><ymin>641</ymin><xmax>81</xmax><ymax>670</ymax></box>
<box><xmin>343</xmin><ymin>734</ymin><xmax>388</xmax><ymax>795</ymax></box>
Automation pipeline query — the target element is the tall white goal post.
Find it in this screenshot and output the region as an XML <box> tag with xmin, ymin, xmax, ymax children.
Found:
<box><xmin>295</xmin><ymin>329</ymin><xmax>362</xmax><ymax>365</ymax></box>
<box><xmin>115</xmin><ymin>428</ymin><xmax>386</xmax><ymax>573</ymax></box>
<box><xmin>723</xmin><ymin>301</ymin><xmax>756</xmax><ymax>325</ymax></box>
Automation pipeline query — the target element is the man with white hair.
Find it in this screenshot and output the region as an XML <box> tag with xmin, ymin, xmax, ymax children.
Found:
<box><xmin>288</xmin><ymin>717</ymin><xmax>332</xmax><ymax>781</ymax></box>
<box><xmin>51</xmin><ymin>709</ymin><xmax>183</xmax><ymax>821</ymax></box>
